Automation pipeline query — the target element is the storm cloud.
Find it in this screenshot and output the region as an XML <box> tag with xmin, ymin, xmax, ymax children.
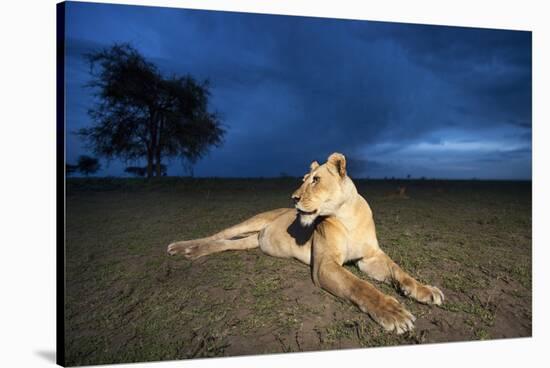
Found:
<box><xmin>64</xmin><ymin>2</ymin><xmax>532</xmax><ymax>179</ymax></box>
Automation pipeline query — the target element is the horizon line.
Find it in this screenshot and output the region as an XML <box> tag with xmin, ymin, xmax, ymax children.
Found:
<box><xmin>65</xmin><ymin>175</ymin><xmax>533</xmax><ymax>182</ymax></box>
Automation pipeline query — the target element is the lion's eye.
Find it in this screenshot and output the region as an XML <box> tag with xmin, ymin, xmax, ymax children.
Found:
<box><xmin>312</xmin><ymin>176</ymin><xmax>320</xmax><ymax>184</ymax></box>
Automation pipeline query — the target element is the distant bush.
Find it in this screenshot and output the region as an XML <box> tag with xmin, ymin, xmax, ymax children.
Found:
<box><xmin>124</xmin><ymin>166</ymin><xmax>147</xmax><ymax>177</ymax></box>
<box><xmin>75</xmin><ymin>155</ymin><xmax>101</xmax><ymax>176</ymax></box>
<box><xmin>125</xmin><ymin>164</ymin><xmax>167</xmax><ymax>177</ymax></box>
<box><xmin>66</xmin><ymin>163</ymin><xmax>79</xmax><ymax>176</ymax></box>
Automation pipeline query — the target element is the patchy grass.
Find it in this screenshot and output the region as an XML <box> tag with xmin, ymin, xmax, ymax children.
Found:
<box><xmin>64</xmin><ymin>178</ymin><xmax>532</xmax><ymax>366</ymax></box>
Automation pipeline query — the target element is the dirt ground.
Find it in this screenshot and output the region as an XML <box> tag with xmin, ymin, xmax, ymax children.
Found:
<box><xmin>64</xmin><ymin>178</ymin><xmax>532</xmax><ymax>366</ymax></box>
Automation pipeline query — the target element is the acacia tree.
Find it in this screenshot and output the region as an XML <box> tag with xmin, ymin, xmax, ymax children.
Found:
<box><xmin>77</xmin><ymin>155</ymin><xmax>100</xmax><ymax>176</ymax></box>
<box><xmin>79</xmin><ymin>44</ymin><xmax>225</xmax><ymax>178</ymax></box>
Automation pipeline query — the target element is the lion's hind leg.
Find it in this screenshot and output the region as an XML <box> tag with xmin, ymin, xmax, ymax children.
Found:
<box><xmin>168</xmin><ymin>234</ymin><xmax>259</xmax><ymax>260</ymax></box>
<box><xmin>167</xmin><ymin>208</ymin><xmax>289</xmax><ymax>256</ymax></box>
<box><xmin>357</xmin><ymin>251</ymin><xmax>444</xmax><ymax>305</ymax></box>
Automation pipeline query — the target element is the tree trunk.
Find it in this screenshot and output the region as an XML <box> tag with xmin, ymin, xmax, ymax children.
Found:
<box><xmin>146</xmin><ymin>150</ymin><xmax>154</xmax><ymax>178</ymax></box>
<box><xmin>155</xmin><ymin>155</ymin><xmax>162</xmax><ymax>177</ymax></box>
<box><xmin>148</xmin><ymin>109</ymin><xmax>157</xmax><ymax>179</ymax></box>
<box><xmin>155</xmin><ymin>115</ymin><xmax>164</xmax><ymax>177</ymax></box>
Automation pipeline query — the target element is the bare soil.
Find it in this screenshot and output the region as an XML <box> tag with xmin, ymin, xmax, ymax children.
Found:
<box><xmin>64</xmin><ymin>178</ymin><xmax>532</xmax><ymax>366</ymax></box>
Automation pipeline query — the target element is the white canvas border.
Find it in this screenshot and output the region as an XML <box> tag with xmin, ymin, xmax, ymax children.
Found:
<box><xmin>1</xmin><ymin>1</ymin><xmax>547</xmax><ymax>367</ymax></box>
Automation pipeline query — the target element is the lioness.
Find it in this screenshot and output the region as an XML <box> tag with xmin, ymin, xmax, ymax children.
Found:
<box><xmin>167</xmin><ymin>153</ymin><xmax>444</xmax><ymax>334</ymax></box>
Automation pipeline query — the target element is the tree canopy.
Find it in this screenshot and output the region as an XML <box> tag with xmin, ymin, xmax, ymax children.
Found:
<box><xmin>79</xmin><ymin>43</ymin><xmax>225</xmax><ymax>178</ymax></box>
<box><xmin>76</xmin><ymin>155</ymin><xmax>100</xmax><ymax>176</ymax></box>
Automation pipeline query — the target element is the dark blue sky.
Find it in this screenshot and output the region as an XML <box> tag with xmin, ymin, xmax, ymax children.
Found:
<box><xmin>65</xmin><ymin>2</ymin><xmax>532</xmax><ymax>179</ymax></box>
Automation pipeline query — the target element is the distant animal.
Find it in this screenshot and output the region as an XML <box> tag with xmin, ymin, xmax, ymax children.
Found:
<box><xmin>167</xmin><ymin>153</ymin><xmax>444</xmax><ymax>334</ymax></box>
<box><xmin>385</xmin><ymin>186</ymin><xmax>410</xmax><ymax>199</ymax></box>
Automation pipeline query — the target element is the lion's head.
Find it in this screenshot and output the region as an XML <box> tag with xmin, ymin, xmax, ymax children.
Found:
<box><xmin>292</xmin><ymin>152</ymin><xmax>351</xmax><ymax>226</ymax></box>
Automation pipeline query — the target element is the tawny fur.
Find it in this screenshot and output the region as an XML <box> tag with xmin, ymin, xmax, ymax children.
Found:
<box><xmin>167</xmin><ymin>153</ymin><xmax>444</xmax><ymax>334</ymax></box>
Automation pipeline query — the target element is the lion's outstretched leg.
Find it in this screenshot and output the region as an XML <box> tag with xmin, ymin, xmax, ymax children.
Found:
<box><xmin>313</xmin><ymin>259</ymin><xmax>415</xmax><ymax>334</ymax></box>
<box><xmin>357</xmin><ymin>251</ymin><xmax>444</xmax><ymax>305</ymax></box>
<box><xmin>312</xmin><ymin>219</ymin><xmax>415</xmax><ymax>334</ymax></box>
<box><xmin>167</xmin><ymin>208</ymin><xmax>289</xmax><ymax>256</ymax></box>
<box><xmin>168</xmin><ymin>234</ymin><xmax>259</xmax><ymax>259</ymax></box>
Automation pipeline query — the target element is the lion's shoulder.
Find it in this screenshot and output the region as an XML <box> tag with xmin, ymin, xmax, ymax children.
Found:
<box><xmin>314</xmin><ymin>216</ymin><xmax>348</xmax><ymax>240</ymax></box>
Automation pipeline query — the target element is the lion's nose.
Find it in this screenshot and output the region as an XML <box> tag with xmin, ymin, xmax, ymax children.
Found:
<box><xmin>292</xmin><ymin>194</ymin><xmax>300</xmax><ymax>204</ymax></box>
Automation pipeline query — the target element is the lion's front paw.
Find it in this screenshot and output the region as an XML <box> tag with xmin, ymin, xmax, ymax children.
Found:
<box><xmin>414</xmin><ymin>285</ymin><xmax>445</xmax><ymax>305</ymax></box>
<box><xmin>370</xmin><ymin>296</ymin><xmax>416</xmax><ymax>334</ymax></box>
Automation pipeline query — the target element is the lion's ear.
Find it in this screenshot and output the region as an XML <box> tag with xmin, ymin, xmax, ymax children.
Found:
<box><xmin>310</xmin><ymin>161</ymin><xmax>320</xmax><ymax>171</ymax></box>
<box><xmin>327</xmin><ymin>153</ymin><xmax>346</xmax><ymax>177</ymax></box>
